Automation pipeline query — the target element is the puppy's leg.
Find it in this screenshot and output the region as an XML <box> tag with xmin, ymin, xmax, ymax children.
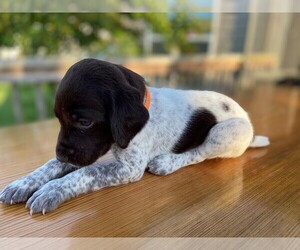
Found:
<box><xmin>200</xmin><ymin>117</ymin><xmax>253</xmax><ymax>159</ymax></box>
<box><xmin>0</xmin><ymin>158</ymin><xmax>76</xmax><ymax>204</ymax></box>
<box><xmin>147</xmin><ymin>149</ymin><xmax>205</xmax><ymax>176</ymax></box>
<box><xmin>148</xmin><ymin>118</ymin><xmax>253</xmax><ymax>176</ymax></box>
<box><xmin>26</xmin><ymin>160</ymin><xmax>144</xmax><ymax>214</ymax></box>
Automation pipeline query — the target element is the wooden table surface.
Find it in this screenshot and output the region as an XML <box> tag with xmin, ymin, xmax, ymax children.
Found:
<box><xmin>0</xmin><ymin>84</ymin><xmax>299</xmax><ymax>237</ymax></box>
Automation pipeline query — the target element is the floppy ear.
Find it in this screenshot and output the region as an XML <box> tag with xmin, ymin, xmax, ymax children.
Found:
<box><xmin>110</xmin><ymin>88</ymin><xmax>149</xmax><ymax>148</ymax></box>
<box><xmin>113</xmin><ymin>64</ymin><xmax>146</xmax><ymax>98</ymax></box>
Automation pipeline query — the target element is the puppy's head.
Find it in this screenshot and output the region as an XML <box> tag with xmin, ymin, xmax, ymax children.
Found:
<box><xmin>54</xmin><ymin>59</ymin><xmax>149</xmax><ymax>167</ymax></box>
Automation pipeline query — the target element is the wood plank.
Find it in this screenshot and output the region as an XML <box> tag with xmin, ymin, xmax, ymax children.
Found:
<box><xmin>0</xmin><ymin>72</ymin><xmax>62</xmax><ymax>84</ymax></box>
<box><xmin>34</xmin><ymin>83</ymin><xmax>47</xmax><ymax>119</ymax></box>
<box><xmin>0</xmin><ymin>84</ymin><xmax>299</xmax><ymax>237</ymax></box>
<box><xmin>11</xmin><ymin>83</ymin><xmax>23</xmax><ymax>124</ymax></box>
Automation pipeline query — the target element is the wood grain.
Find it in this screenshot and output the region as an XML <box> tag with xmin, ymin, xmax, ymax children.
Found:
<box><xmin>0</xmin><ymin>84</ymin><xmax>299</xmax><ymax>237</ymax></box>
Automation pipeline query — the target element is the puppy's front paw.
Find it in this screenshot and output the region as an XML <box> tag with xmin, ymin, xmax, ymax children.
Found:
<box><xmin>147</xmin><ymin>155</ymin><xmax>171</xmax><ymax>176</ymax></box>
<box><xmin>0</xmin><ymin>178</ymin><xmax>40</xmax><ymax>204</ymax></box>
<box><xmin>26</xmin><ymin>180</ymin><xmax>66</xmax><ymax>215</ymax></box>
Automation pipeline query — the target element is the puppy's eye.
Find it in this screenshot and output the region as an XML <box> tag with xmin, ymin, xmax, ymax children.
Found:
<box><xmin>77</xmin><ymin>118</ymin><xmax>94</xmax><ymax>128</ymax></box>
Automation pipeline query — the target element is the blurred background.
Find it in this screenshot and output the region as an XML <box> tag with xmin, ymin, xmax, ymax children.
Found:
<box><xmin>0</xmin><ymin>2</ymin><xmax>299</xmax><ymax>127</ymax></box>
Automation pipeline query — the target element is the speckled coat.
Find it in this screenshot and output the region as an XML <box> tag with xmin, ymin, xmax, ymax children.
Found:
<box><xmin>0</xmin><ymin>63</ymin><xmax>269</xmax><ymax>215</ymax></box>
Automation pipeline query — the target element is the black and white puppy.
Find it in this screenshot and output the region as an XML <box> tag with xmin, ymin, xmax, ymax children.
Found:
<box><xmin>0</xmin><ymin>59</ymin><xmax>269</xmax><ymax>214</ymax></box>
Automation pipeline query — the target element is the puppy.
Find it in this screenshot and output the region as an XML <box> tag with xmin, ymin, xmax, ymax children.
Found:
<box><xmin>0</xmin><ymin>59</ymin><xmax>269</xmax><ymax>214</ymax></box>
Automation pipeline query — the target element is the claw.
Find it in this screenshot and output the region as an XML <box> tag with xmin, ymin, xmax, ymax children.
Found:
<box><xmin>30</xmin><ymin>209</ymin><xmax>33</xmax><ymax>216</ymax></box>
<box><xmin>10</xmin><ymin>199</ymin><xmax>14</xmax><ymax>205</ymax></box>
<box><xmin>25</xmin><ymin>203</ymin><xmax>28</xmax><ymax>209</ymax></box>
<box><xmin>42</xmin><ymin>209</ymin><xmax>46</xmax><ymax>215</ymax></box>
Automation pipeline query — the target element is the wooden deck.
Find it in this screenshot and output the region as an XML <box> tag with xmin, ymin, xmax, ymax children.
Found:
<box><xmin>0</xmin><ymin>84</ymin><xmax>299</xmax><ymax>237</ymax></box>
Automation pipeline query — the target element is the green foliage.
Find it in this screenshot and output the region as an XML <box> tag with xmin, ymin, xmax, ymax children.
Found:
<box><xmin>0</xmin><ymin>84</ymin><xmax>14</xmax><ymax>126</ymax></box>
<box><xmin>0</xmin><ymin>13</ymin><xmax>211</xmax><ymax>56</ymax></box>
<box><xmin>0</xmin><ymin>83</ymin><xmax>56</xmax><ymax>127</ymax></box>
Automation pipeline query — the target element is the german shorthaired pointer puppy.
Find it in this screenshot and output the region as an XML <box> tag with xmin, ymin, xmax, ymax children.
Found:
<box><xmin>0</xmin><ymin>59</ymin><xmax>269</xmax><ymax>214</ymax></box>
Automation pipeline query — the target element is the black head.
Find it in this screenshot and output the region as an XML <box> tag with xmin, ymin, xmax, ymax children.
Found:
<box><xmin>54</xmin><ymin>58</ymin><xmax>149</xmax><ymax>166</ymax></box>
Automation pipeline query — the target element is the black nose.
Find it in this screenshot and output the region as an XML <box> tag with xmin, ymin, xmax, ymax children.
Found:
<box><xmin>56</xmin><ymin>143</ymin><xmax>75</xmax><ymax>163</ymax></box>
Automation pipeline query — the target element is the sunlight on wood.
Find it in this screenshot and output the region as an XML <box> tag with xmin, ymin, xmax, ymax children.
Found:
<box><xmin>0</xmin><ymin>84</ymin><xmax>299</xmax><ymax>237</ymax></box>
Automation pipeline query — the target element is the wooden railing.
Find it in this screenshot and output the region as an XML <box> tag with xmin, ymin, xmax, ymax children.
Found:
<box><xmin>0</xmin><ymin>57</ymin><xmax>76</xmax><ymax>123</ymax></box>
<box><xmin>123</xmin><ymin>55</ymin><xmax>275</xmax><ymax>91</ymax></box>
<box><xmin>0</xmin><ymin>55</ymin><xmax>276</xmax><ymax>124</ymax></box>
